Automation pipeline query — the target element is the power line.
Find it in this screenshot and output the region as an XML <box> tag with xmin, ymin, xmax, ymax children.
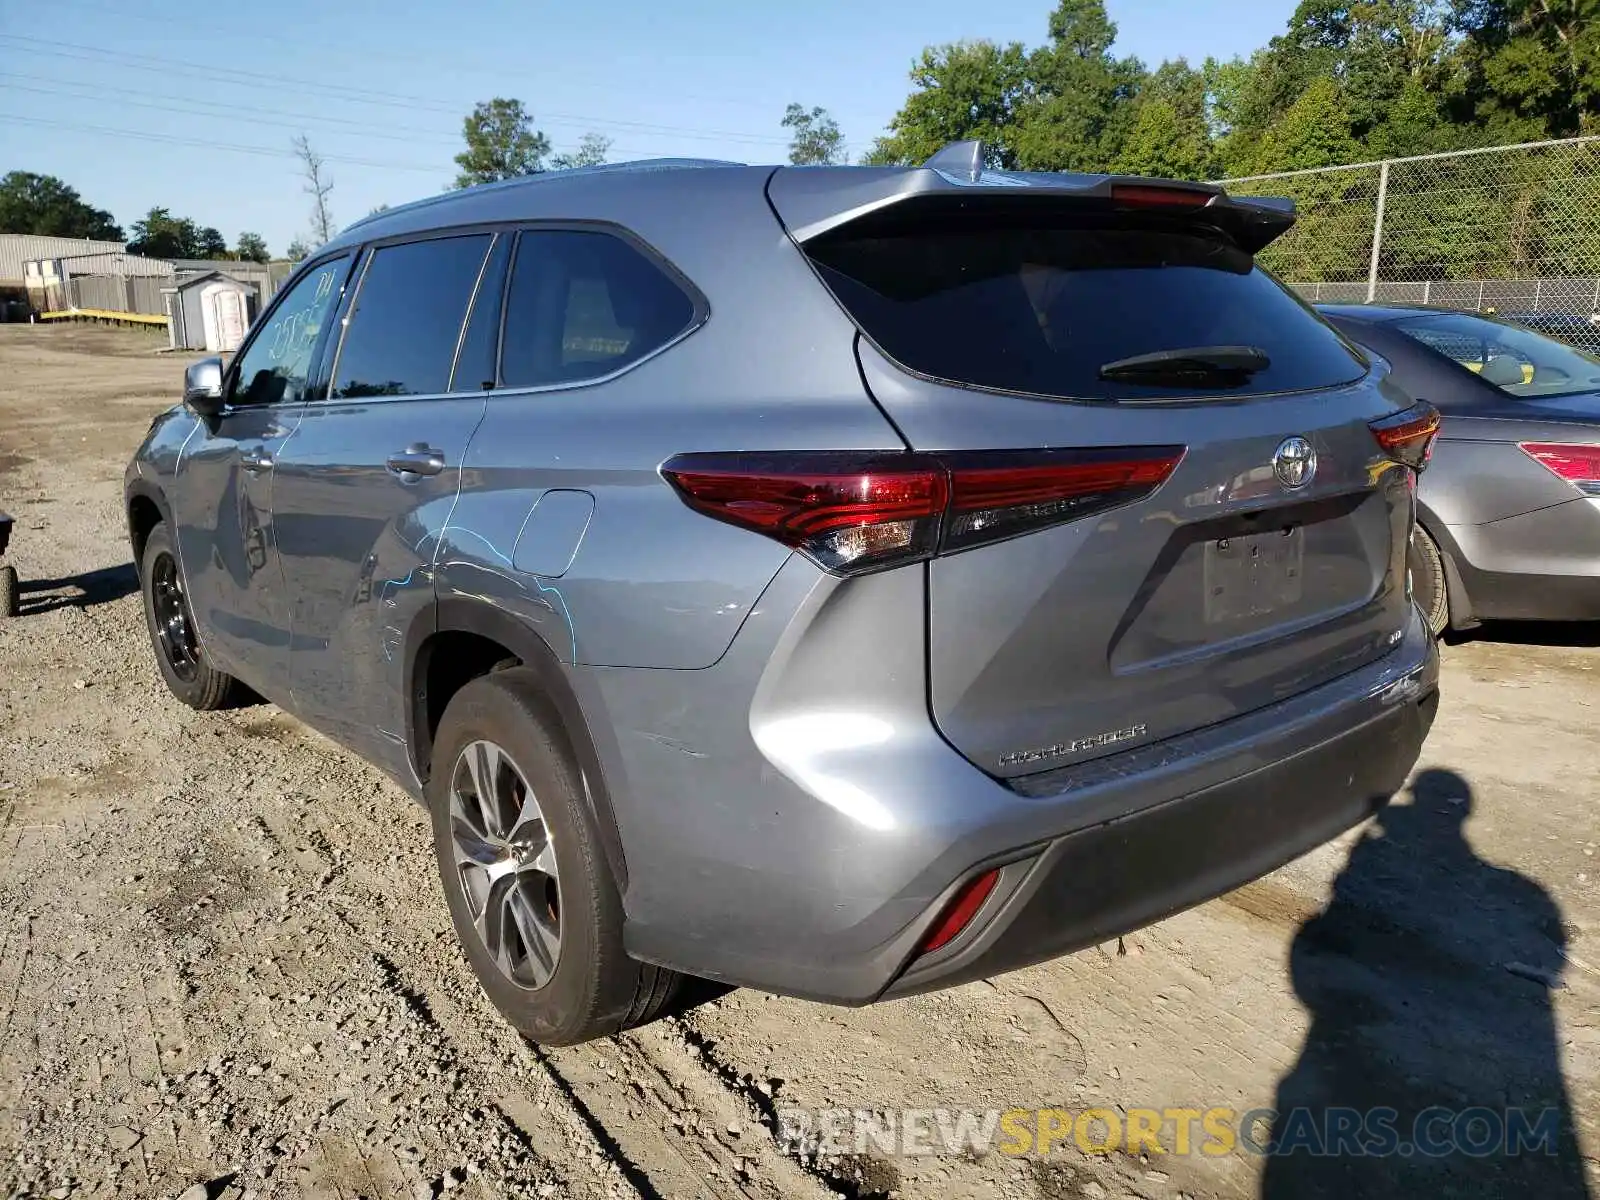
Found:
<box><xmin>0</xmin><ymin>113</ymin><xmax>444</xmax><ymax>172</ymax></box>
<box><xmin>54</xmin><ymin>0</ymin><xmax>793</xmax><ymax>116</ymax></box>
<box><xmin>0</xmin><ymin>74</ymin><xmax>668</xmax><ymax>159</ymax></box>
<box><xmin>0</xmin><ymin>80</ymin><xmax>458</xmax><ymax>147</ymax></box>
<box><xmin>0</xmin><ymin>33</ymin><xmax>810</xmax><ymax>149</ymax></box>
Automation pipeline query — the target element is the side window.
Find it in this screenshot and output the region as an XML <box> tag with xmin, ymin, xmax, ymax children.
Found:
<box><xmin>230</xmin><ymin>255</ymin><xmax>349</xmax><ymax>407</ymax></box>
<box><xmin>500</xmin><ymin>230</ymin><xmax>696</xmax><ymax>389</ymax></box>
<box><xmin>332</xmin><ymin>234</ymin><xmax>492</xmax><ymax>399</ymax></box>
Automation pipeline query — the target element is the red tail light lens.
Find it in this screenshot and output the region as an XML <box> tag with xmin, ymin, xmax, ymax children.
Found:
<box><xmin>1370</xmin><ymin>402</ymin><xmax>1441</xmax><ymax>470</ymax></box>
<box><xmin>661</xmin><ymin>447</ymin><xmax>1184</xmax><ymax>574</ymax></box>
<box><xmin>1519</xmin><ymin>442</ymin><xmax>1600</xmax><ymax>496</ymax></box>
<box><xmin>658</xmin><ymin>453</ymin><xmax>946</xmax><ymax>572</ymax></box>
<box><xmin>1109</xmin><ymin>184</ymin><xmax>1212</xmax><ymax>209</ymax></box>
<box><xmin>919</xmin><ymin>869</ymin><xmax>1000</xmax><ymax>955</ymax></box>
<box><xmin>945</xmin><ymin>449</ymin><xmax>1185</xmax><ymax>551</ymax></box>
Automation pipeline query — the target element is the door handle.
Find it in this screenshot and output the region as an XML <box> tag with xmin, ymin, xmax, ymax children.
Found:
<box><xmin>386</xmin><ymin>444</ymin><xmax>446</xmax><ymax>478</ymax></box>
<box><xmin>241</xmin><ymin>449</ymin><xmax>274</xmax><ymax>473</ymax></box>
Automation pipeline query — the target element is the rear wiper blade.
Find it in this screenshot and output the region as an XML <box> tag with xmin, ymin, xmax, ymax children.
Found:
<box><xmin>1098</xmin><ymin>345</ymin><xmax>1271</xmax><ymax>383</ymax></box>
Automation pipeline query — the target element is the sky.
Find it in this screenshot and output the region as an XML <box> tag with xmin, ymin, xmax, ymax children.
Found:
<box><xmin>0</xmin><ymin>0</ymin><xmax>1295</xmax><ymax>257</ymax></box>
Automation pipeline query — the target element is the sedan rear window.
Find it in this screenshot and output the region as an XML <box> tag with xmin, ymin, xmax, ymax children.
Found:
<box><xmin>805</xmin><ymin>212</ymin><xmax>1367</xmax><ymax>401</ymax></box>
<box><xmin>1393</xmin><ymin>311</ymin><xmax>1600</xmax><ymax>399</ymax></box>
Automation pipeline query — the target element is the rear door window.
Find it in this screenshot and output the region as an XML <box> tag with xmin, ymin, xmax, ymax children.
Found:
<box><xmin>499</xmin><ymin>230</ymin><xmax>697</xmax><ymax>388</ymax></box>
<box><xmin>805</xmin><ymin>212</ymin><xmax>1367</xmax><ymax>401</ymax></box>
<box><xmin>332</xmin><ymin>234</ymin><xmax>493</xmax><ymax>399</ymax></box>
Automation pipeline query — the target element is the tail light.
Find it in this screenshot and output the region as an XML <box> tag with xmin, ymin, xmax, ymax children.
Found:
<box><xmin>661</xmin><ymin>446</ymin><xmax>1185</xmax><ymax>575</ymax></box>
<box><xmin>1370</xmin><ymin>401</ymin><xmax>1441</xmax><ymax>470</ymax></box>
<box><xmin>1110</xmin><ymin>184</ymin><xmax>1211</xmax><ymax>209</ymax></box>
<box><xmin>1519</xmin><ymin>442</ymin><xmax>1600</xmax><ymax>496</ymax></box>
<box><xmin>919</xmin><ymin>869</ymin><xmax>1000</xmax><ymax>955</ymax></box>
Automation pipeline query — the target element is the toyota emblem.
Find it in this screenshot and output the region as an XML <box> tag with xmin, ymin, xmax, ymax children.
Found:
<box><xmin>1273</xmin><ymin>436</ymin><xmax>1316</xmax><ymax>489</ymax></box>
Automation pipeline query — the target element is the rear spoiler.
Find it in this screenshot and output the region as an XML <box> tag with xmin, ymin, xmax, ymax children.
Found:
<box><xmin>768</xmin><ymin>140</ymin><xmax>1296</xmax><ymax>256</ymax></box>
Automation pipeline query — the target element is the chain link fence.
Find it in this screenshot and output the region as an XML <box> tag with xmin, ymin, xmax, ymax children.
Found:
<box><xmin>1222</xmin><ymin>136</ymin><xmax>1600</xmax><ymax>333</ymax></box>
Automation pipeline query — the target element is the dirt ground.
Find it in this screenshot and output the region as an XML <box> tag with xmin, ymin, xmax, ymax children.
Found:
<box><xmin>0</xmin><ymin>323</ymin><xmax>1596</xmax><ymax>1200</ymax></box>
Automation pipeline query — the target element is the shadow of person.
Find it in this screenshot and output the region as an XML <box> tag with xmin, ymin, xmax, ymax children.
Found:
<box><xmin>18</xmin><ymin>561</ymin><xmax>140</xmax><ymax>614</ymax></box>
<box><xmin>1262</xmin><ymin>768</ymin><xmax>1590</xmax><ymax>1199</ymax></box>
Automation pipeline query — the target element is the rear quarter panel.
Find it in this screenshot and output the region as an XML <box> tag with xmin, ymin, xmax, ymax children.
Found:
<box><xmin>432</xmin><ymin>168</ymin><xmax>906</xmax><ymax>670</ymax></box>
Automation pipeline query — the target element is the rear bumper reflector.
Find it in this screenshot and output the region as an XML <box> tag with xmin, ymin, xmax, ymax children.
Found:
<box><xmin>918</xmin><ymin>869</ymin><xmax>1001</xmax><ymax>955</ymax></box>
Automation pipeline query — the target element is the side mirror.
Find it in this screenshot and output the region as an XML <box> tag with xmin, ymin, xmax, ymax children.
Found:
<box><xmin>183</xmin><ymin>357</ymin><xmax>226</xmax><ymax>418</ymax></box>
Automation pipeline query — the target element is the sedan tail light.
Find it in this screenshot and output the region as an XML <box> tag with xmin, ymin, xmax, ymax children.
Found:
<box><xmin>1369</xmin><ymin>401</ymin><xmax>1441</xmax><ymax>470</ymax></box>
<box><xmin>661</xmin><ymin>447</ymin><xmax>1184</xmax><ymax>575</ymax></box>
<box><xmin>1519</xmin><ymin>442</ymin><xmax>1600</xmax><ymax>496</ymax></box>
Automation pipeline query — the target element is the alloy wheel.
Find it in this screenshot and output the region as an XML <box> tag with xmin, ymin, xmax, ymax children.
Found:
<box><xmin>448</xmin><ymin>739</ymin><xmax>562</xmax><ymax>990</ymax></box>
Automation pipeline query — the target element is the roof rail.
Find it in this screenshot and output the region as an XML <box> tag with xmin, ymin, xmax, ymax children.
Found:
<box><xmin>339</xmin><ymin>158</ymin><xmax>749</xmax><ymax>236</ymax></box>
<box><xmin>924</xmin><ymin>140</ymin><xmax>986</xmax><ymax>183</ymax></box>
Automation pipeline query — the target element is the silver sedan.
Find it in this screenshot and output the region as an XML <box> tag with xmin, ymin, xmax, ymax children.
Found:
<box><xmin>1322</xmin><ymin>304</ymin><xmax>1600</xmax><ymax>634</ymax></box>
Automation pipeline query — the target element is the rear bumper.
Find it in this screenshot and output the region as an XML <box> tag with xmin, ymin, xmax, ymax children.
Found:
<box><xmin>887</xmin><ymin>681</ymin><xmax>1436</xmax><ymax>998</ymax></box>
<box><xmin>584</xmin><ymin>557</ymin><xmax>1439</xmax><ymax>1005</ymax></box>
<box><xmin>1464</xmin><ymin>571</ymin><xmax>1600</xmax><ymax>623</ymax></box>
<box><xmin>1445</xmin><ymin>498</ymin><xmax>1600</xmax><ymax>623</ymax></box>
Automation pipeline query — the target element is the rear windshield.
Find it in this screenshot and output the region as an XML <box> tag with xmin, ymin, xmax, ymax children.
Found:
<box><xmin>805</xmin><ymin>211</ymin><xmax>1367</xmax><ymax>401</ymax></box>
<box><xmin>1392</xmin><ymin>311</ymin><xmax>1600</xmax><ymax>400</ymax></box>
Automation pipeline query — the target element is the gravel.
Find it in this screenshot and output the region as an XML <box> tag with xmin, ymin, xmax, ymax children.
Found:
<box><xmin>2</xmin><ymin>325</ymin><xmax>1597</xmax><ymax>1199</ymax></box>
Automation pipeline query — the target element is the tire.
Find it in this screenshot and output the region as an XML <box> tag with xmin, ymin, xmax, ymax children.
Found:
<box><xmin>428</xmin><ymin>668</ymin><xmax>679</xmax><ymax>1045</ymax></box>
<box><xmin>139</xmin><ymin>523</ymin><xmax>239</xmax><ymax>710</ymax></box>
<box><xmin>1408</xmin><ymin>524</ymin><xmax>1450</xmax><ymax>637</ymax></box>
<box><xmin>0</xmin><ymin>564</ymin><xmax>16</xmax><ymax>617</ymax></box>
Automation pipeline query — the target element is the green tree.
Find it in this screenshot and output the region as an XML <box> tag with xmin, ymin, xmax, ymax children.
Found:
<box><xmin>1452</xmin><ymin>0</ymin><xmax>1600</xmax><ymax>137</ymax></box>
<box><xmin>127</xmin><ymin>208</ymin><xmax>226</xmax><ymax>259</ymax></box>
<box><xmin>195</xmin><ymin>227</ymin><xmax>228</xmax><ymax>259</ymax></box>
<box><xmin>781</xmin><ymin>104</ymin><xmax>847</xmax><ymax>165</ymax></box>
<box><xmin>1203</xmin><ymin>55</ymin><xmax>1254</xmax><ymax>135</ymax></box>
<box><xmin>235</xmin><ymin>232</ymin><xmax>270</xmax><ymax>263</ymax></box>
<box><xmin>863</xmin><ymin>40</ymin><xmax>1032</xmax><ymax>167</ymax></box>
<box><xmin>0</xmin><ymin>171</ymin><xmax>121</xmax><ymax>239</ymax></box>
<box><xmin>1251</xmin><ymin>77</ymin><xmax>1360</xmax><ymax>173</ymax></box>
<box><xmin>1369</xmin><ymin>76</ymin><xmax>1449</xmax><ymax>157</ymax></box>
<box><xmin>551</xmin><ymin>132</ymin><xmax>613</xmax><ymax>170</ymax></box>
<box><xmin>1014</xmin><ymin>0</ymin><xmax>1146</xmax><ymax>170</ymax></box>
<box><xmin>1217</xmin><ymin>0</ymin><xmax>1453</xmax><ymax>160</ymax></box>
<box><xmin>866</xmin><ymin>2</ymin><xmax>1147</xmax><ymax>175</ymax></box>
<box><xmin>1233</xmin><ymin>80</ymin><xmax>1370</xmax><ymax>281</ymax></box>
<box><xmin>285</xmin><ymin>237</ymin><xmax>310</xmax><ymax>263</ymax></box>
<box><xmin>1114</xmin><ymin>59</ymin><xmax>1214</xmax><ymax>178</ymax></box>
<box><xmin>454</xmin><ymin>98</ymin><xmax>551</xmax><ymax>187</ymax></box>
<box><xmin>1114</xmin><ymin>102</ymin><xmax>1212</xmax><ymax>179</ymax></box>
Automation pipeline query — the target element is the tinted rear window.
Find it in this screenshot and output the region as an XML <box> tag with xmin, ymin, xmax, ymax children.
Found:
<box><xmin>500</xmin><ymin>230</ymin><xmax>697</xmax><ymax>389</ymax></box>
<box><xmin>806</xmin><ymin>212</ymin><xmax>1366</xmax><ymax>401</ymax></box>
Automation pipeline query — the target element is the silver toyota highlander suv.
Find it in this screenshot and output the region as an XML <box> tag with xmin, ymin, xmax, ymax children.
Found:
<box><xmin>126</xmin><ymin>146</ymin><xmax>1441</xmax><ymax>1045</ymax></box>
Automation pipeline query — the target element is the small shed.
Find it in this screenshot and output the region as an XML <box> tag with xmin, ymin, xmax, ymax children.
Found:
<box><xmin>164</xmin><ymin>271</ymin><xmax>257</xmax><ymax>352</ymax></box>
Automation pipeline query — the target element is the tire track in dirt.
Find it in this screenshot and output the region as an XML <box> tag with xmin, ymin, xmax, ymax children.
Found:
<box><xmin>238</xmin><ymin>739</ymin><xmax>834</xmax><ymax>1200</ymax></box>
<box><xmin>6</xmin><ymin>326</ymin><xmax>1600</xmax><ymax>1199</ymax></box>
